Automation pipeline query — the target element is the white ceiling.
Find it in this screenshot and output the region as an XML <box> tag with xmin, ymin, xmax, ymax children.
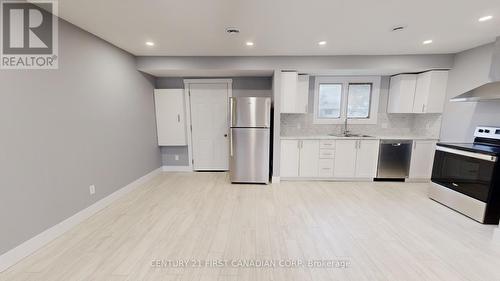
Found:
<box><xmin>58</xmin><ymin>0</ymin><xmax>500</xmax><ymax>56</ymax></box>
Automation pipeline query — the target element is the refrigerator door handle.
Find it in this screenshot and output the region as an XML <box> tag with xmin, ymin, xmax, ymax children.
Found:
<box><xmin>230</xmin><ymin>130</ymin><xmax>234</xmax><ymax>157</ymax></box>
<box><xmin>230</xmin><ymin>97</ymin><xmax>236</xmax><ymax>127</ymax></box>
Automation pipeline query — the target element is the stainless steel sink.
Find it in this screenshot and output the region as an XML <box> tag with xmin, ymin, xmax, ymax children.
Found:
<box><xmin>328</xmin><ymin>133</ymin><xmax>373</xmax><ymax>138</ymax></box>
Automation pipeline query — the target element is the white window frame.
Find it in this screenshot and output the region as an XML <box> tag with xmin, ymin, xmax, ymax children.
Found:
<box><xmin>313</xmin><ymin>76</ymin><xmax>381</xmax><ymax>125</ymax></box>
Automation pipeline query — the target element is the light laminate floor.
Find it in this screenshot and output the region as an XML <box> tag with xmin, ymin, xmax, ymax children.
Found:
<box><xmin>1</xmin><ymin>172</ymin><xmax>500</xmax><ymax>281</ymax></box>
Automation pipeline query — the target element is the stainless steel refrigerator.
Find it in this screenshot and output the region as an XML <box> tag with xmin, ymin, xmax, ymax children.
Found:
<box><xmin>229</xmin><ymin>97</ymin><xmax>271</xmax><ymax>184</ymax></box>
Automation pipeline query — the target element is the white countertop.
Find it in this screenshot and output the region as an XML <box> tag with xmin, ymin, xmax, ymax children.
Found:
<box><xmin>280</xmin><ymin>135</ymin><xmax>439</xmax><ymax>141</ymax></box>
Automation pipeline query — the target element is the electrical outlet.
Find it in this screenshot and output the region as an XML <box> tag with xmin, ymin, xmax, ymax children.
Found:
<box><xmin>89</xmin><ymin>185</ymin><xmax>96</xmax><ymax>195</ymax></box>
<box><xmin>175</xmin><ymin>155</ymin><xmax>179</xmax><ymax>161</ymax></box>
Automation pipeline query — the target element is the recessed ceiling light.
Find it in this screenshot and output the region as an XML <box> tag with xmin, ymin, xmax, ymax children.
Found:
<box><xmin>478</xmin><ymin>15</ymin><xmax>493</xmax><ymax>22</ymax></box>
<box><xmin>246</xmin><ymin>41</ymin><xmax>254</xmax><ymax>46</ymax></box>
<box><xmin>145</xmin><ymin>41</ymin><xmax>155</xmax><ymax>46</ymax></box>
<box><xmin>318</xmin><ymin>41</ymin><xmax>327</xmax><ymax>46</ymax></box>
<box><xmin>423</xmin><ymin>40</ymin><xmax>433</xmax><ymax>45</ymax></box>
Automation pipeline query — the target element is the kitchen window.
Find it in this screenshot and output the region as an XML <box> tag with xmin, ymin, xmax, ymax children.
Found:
<box><xmin>313</xmin><ymin>76</ymin><xmax>381</xmax><ymax>124</ymax></box>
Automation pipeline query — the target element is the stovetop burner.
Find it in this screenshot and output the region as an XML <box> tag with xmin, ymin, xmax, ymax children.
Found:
<box><xmin>436</xmin><ymin>142</ymin><xmax>500</xmax><ymax>156</ymax></box>
<box><xmin>437</xmin><ymin>126</ymin><xmax>500</xmax><ymax>156</ymax></box>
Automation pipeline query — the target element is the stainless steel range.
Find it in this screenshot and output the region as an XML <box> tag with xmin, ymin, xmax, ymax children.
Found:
<box><xmin>430</xmin><ymin>126</ymin><xmax>500</xmax><ymax>224</ymax></box>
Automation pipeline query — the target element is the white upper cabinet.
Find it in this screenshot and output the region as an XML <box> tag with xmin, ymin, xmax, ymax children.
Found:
<box><xmin>355</xmin><ymin>140</ymin><xmax>380</xmax><ymax>178</ymax></box>
<box><xmin>413</xmin><ymin>71</ymin><xmax>449</xmax><ymax>113</ymax></box>
<box><xmin>387</xmin><ymin>74</ymin><xmax>417</xmax><ymax>113</ymax></box>
<box><xmin>154</xmin><ymin>89</ymin><xmax>187</xmax><ymax>146</ymax></box>
<box><xmin>409</xmin><ymin>140</ymin><xmax>437</xmax><ymax>180</ymax></box>
<box><xmin>388</xmin><ymin>71</ymin><xmax>449</xmax><ymax>114</ymax></box>
<box><xmin>281</xmin><ymin>72</ymin><xmax>309</xmax><ymax>114</ymax></box>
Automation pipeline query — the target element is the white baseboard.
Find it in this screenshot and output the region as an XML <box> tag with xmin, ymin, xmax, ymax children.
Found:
<box><xmin>161</xmin><ymin>165</ymin><xmax>192</xmax><ymax>172</ymax></box>
<box><xmin>271</xmin><ymin>176</ymin><xmax>280</xmax><ymax>183</ymax></box>
<box><xmin>495</xmin><ymin>227</ymin><xmax>500</xmax><ymax>244</ymax></box>
<box><xmin>280</xmin><ymin>177</ymin><xmax>373</xmax><ymax>182</ymax></box>
<box><xmin>405</xmin><ymin>178</ymin><xmax>431</xmax><ymax>183</ymax></box>
<box><xmin>0</xmin><ymin>168</ymin><xmax>161</xmax><ymax>273</ymax></box>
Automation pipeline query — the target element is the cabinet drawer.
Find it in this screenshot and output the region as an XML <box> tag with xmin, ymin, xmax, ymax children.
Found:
<box><xmin>319</xmin><ymin>140</ymin><xmax>335</xmax><ymax>149</ymax></box>
<box><xmin>318</xmin><ymin>159</ymin><xmax>334</xmax><ymax>177</ymax></box>
<box><xmin>319</xmin><ymin>149</ymin><xmax>335</xmax><ymax>159</ymax></box>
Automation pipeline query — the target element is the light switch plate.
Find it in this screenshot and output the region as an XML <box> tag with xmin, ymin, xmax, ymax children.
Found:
<box><xmin>89</xmin><ymin>185</ymin><xmax>96</xmax><ymax>195</ymax></box>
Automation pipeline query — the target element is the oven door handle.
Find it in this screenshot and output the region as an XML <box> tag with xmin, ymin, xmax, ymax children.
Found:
<box><xmin>436</xmin><ymin>146</ymin><xmax>498</xmax><ymax>162</ymax></box>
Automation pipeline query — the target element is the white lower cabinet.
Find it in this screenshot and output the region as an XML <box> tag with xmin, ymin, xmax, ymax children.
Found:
<box><xmin>280</xmin><ymin>138</ymin><xmax>435</xmax><ymax>181</ymax></box>
<box><xmin>280</xmin><ymin>138</ymin><xmax>380</xmax><ymax>180</ymax></box>
<box><xmin>299</xmin><ymin>140</ymin><xmax>320</xmax><ymax>177</ymax></box>
<box><xmin>333</xmin><ymin>140</ymin><xmax>357</xmax><ymax>178</ymax></box>
<box><xmin>409</xmin><ymin>140</ymin><xmax>437</xmax><ymax>180</ymax></box>
<box><xmin>318</xmin><ymin>159</ymin><xmax>334</xmax><ymax>177</ymax></box>
<box><xmin>355</xmin><ymin>140</ymin><xmax>380</xmax><ymax>178</ymax></box>
<box><xmin>333</xmin><ymin>140</ymin><xmax>379</xmax><ymax>178</ymax></box>
<box><xmin>280</xmin><ymin>140</ymin><xmax>300</xmax><ymax>177</ymax></box>
<box><xmin>280</xmin><ymin>139</ymin><xmax>319</xmax><ymax>178</ymax></box>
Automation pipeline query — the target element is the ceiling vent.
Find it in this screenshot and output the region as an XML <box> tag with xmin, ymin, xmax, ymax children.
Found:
<box><xmin>226</xmin><ymin>27</ymin><xmax>240</xmax><ymax>35</ymax></box>
<box><xmin>391</xmin><ymin>25</ymin><xmax>406</xmax><ymax>32</ymax></box>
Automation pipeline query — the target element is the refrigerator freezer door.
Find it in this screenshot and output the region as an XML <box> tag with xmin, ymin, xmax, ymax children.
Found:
<box><xmin>230</xmin><ymin>97</ymin><xmax>271</xmax><ymax>128</ymax></box>
<box><xmin>230</xmin><ymin>128</ymin><xmax>270</xmax><ymax>183</ymax></box>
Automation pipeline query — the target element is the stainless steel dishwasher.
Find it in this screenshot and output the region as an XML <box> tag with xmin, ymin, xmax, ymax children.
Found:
<box><xmin>377</xmin><ymin>140</ymin><xmax>413</xmax><ymax>179</ymax></box>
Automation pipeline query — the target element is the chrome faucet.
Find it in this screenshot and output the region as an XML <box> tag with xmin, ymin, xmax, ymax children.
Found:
<box><xmin>343</xmin><ymin>118</ymin><xmax>350</xmax><ymax>136</ymax></box>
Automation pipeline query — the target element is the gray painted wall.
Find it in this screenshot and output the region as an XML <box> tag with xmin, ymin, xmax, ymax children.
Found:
<box><xmin>156</xmin><ymin>77</ymin><xmax>273</xmax><ymax>167</ymax></box>
<box><xmin>440</xmin><ymin>43</ymin><xmax>500</xmax><ymax>142</ymax></box>
<box><xmin>0</xmin><ymin>20</ymin><xmax>160</xmax><ymax>255</ymax></box>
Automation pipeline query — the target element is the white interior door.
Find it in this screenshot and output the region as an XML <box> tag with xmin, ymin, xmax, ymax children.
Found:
<box><xmin>189</xmin><ymin>83</ymin><xmax>230</xmax><ymax>171</ymax></box>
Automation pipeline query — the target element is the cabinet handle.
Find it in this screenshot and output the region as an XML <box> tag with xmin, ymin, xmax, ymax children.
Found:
<box><xmin>177</xmin><ymin>114</ymin><xmax>180</xmax><ymax>122</ymax></box>
<box><xmin>422</xmin><ymin>104</ymin><xmax>425</xmax><ymax>113</ymax></box>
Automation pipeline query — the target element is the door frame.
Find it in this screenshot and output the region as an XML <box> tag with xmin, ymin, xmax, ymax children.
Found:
<box><xmin>183</xmin><ymin>79</ymin><xmax>233</xmax><ymax>171</ymax></box>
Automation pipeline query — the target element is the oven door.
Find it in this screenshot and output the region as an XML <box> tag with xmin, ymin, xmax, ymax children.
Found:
<box><xmin>431</xmin><ymin>146</ymin><xmax>497</xmax><ymax>202</ymax></box>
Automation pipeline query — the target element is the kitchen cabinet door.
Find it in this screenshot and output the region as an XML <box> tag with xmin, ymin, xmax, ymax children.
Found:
<box><xmin>281</xmin><ymin>71</ymin><xmax>298</xmax><ymax>113</ymax></box>
<box><xmin>280</xmin><ymin>72</ymin><xmax>309</xmax><ymax>114</ymax></box>
<box><xmin>296</xmin><ymin>74</ymin><xmax>309</xmax><ymax>113</ymax></box>
<box><xmin>387</xmin><ymin>74</ymin><xmax>417</xmax><ymax>113</ymax></box>
<box><xmin>154</xmin><ymin>89</ymin><xmax>187</xmax><ymax>146</ymax></box>
<box><xmin>413</xmin><ymin>71</ymin><xmax>449</xmax><ymax>113</ymax></box>
<box><xmin>355</xmin><ymin>140</ymin><xmax>380</xmax><ymax>178</ymax></box>
<box><xmin>299</xmin><ymin>140</ymin><xmax>319</xmax><ymax>177</ymax></box>
<box><xmin>409</xmin><ymin>140</ymin><xmax>437</xmax><ymax>180</ymax></box>
<box><xmin>334</xmin><ymin>140</ymin><xmax>357</xmax><ymax>178</ymax></box>
<box><xmin>280</xmin><ymin>140</ymin><xmax>300</xmax><ymax>177</ymax></box>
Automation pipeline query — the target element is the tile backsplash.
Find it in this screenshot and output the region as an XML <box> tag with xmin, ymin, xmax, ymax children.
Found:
<box><xmin>280</xmin><ymin>76</ymin><xmax>442</xmax><ymax>139</ymax></box>
<box><xmin>280</xmin><ymin>112</ymin><xmax>442</xmax><ymax>138</ymax></box>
